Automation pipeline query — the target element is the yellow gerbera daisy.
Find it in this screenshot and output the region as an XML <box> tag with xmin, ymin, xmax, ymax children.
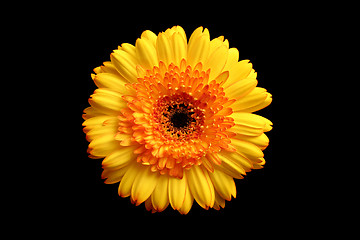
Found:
<box><xmin>82</xmin><ymin>26</ymin><xmax>272</xmax><ymax>214</ymax></box>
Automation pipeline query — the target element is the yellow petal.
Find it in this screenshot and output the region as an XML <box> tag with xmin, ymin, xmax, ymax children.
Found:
<box><xmin>88</xmin><ymin>134</ymin><xmax>120</xmax><ymax>158</ymax></box>
<box><xmin>156</xmin><ymin>32</ymin><xmax>174</xmax><ymax>66</ymax></box>
<box><xmin>223</xmin><ymin>48</ymin><xmax>239</xmax><ymax>71</ymax></box>
<box><xmin>93</xmin><ymin>66</ymin><xmax>102</xmax><ymax>74</ymax></box>
<box><xmin>173</xmin><ymin>26</ymin><xmax>187</xmax><ymax>42</ymax></box>
<box><xmin>141</xmin><ymin>30</ymin><xmax>158</xmax><ymax>48</ymax></box>
<box><xmin>114</xmin><ymin>133</ymin><xmax>133</xmax><ymax>146</ymax></box>
<box><xmin>220</xmin><ymin>150</ymin><xmax>253</xmax><ymax>171</ymax></box>
<box><xmin>214</xmin><ymin>71</ymin><xmax>229</xmax><ymax>85</ymax></box>
<box><xmin>103</xmin><ymin>165</ymin><xmax>129</xmax><ymax>184</ymax></box>
<box><xmin>102</xmin><ymin>146</ymin><xmax>137</xmax><ymax>169</ymax></box>
<box><xmin>231</xmin><ymin>87</ymin><xmax>268</xmax><ymax>112</ymax></box>
<box><xmin>201</xmin><ymin>156</ymin><xmax>214</xmax><ymax>173</ymax></box>
<box><xmin>217</xmin><ymin>152</ymin><xmax>246</xmax><ymax>177</ymax></box>
<box><xmin>119</xmin><ymin>43</ymin><xmax>138</xmax><ymax>63</ymax></box>
<box><xmin>242</xmin><ymin>92</ymin><xmax>272</xmax><ymax>113</ymax></box>
<box><xmin>213</xmin><ymin>192</ymin><xmax>226</xmax><ymax>210</ymax></box>
<box><xmin>88</xmin><ymin>133</ymin><xmax>116</xmax><ymax>149</ymax></box>
<box><xmin>230</xmin><ymin>138</ymin><xmax>264</xmax><ymax>159</ymax></box>
<box><xmin>94</xmin><ymin>73</ymin><xmax>129</xmax><ymax>93</ymax></box>
<box><xmin>204</xmin><ymin>45</ymin><xmax>228</xmax><ymax>80</ymax></box>
<box><xmin>111</xmin><ymin>50</ymin><xmax>138</xmax><ymax>83</ymax></box>
<box><xmin>145</xmin><ymin>197</ymin><xmax>154</xmax><ymax>212</ymax></box>
<box><xmin>230</xmin><ymin>112</ymin><xmax>266</xmax><ymax>129</ymax></box>
<box><xmin>186</xmin><ymin>165</ymin><xmax>215</xmax><ymax>209</ymax></box>
<box><xmin>82</xmin><ymin>115</ymin><xmax>114</xmax><ymax>129</ymax></box>
<box><xmin>131</xmin><ymin>165</ymin><xmax>159</xmax><ymax>206</ymax></box>
<box><xmin>164</xmin><ymin>27</ymin><xmax>176</xmax><ymax>38</ymax></box>
<box><xmin>82</xmin><ymin>107</ymin><xmax>103</xmax><ymax>120</ymax></box>
<box><xmin>234</xmin><ymin>133</ymin><xmax>269</xmax><ymax>150</ymax></box>
<box><xmin>223</xmin><ymin>60</ymin><xmax>253</xmax><ymax>89</ymax></box>
<box><xmin>253</xmin><ymin>158</ymin><xmax>266</xmax><ymax>169</ymax></box>
<box><xmin>118</xmin><ymin>162</ymin><xmax>141</xmax><ymax>198</ymax></box>
<box><xmin>171</xmin><ymin>32</ymin><xmax>187</xmax><ymax>66</ymax></box>
<box><xmin>188</xmin><ymin>26</ymin><xmax>204</xmax><ymax>45</ymax></box>
<box><xmin>224</xmin><ymin>78</ymin><xmax>257</xmax><ymax>99</ymax></box>
<box><xmin>231</xmin><ymin>124</ymin><xmax>263</xmax><ymax>137</ymax></box>
<box><xmin>263</xmin><ymin>117</ymin><xmax>273</xmax><ymax>132</ymax></box>
<box><xmin>168</xmin><ymin>174</ymin><xmax>187</xmax><ymax>210</ymax></box>
<box><xmin>89</xmin><ymin>89</ymin><xmax>127</xmax><ymax>115</ymax></box>
<box><xmin>209</xmin><ymin>37</ymin><xmax>224</xmax><ymax>53</ymax></box>
<box><xmin>187</xmin><ymin>27</ymin><xmax>210</xmax><ymax>66</ymax></box>
<box><xmin>151</xmin><ymin>174</ymin><xmax>169</xmax><ymax>212</ymax></box>
<box><xmin>136</xmin><ymin>37</ymin><xmax>158</xmax><ymax>70</ymax></box>
<box><xmin>178</xmin><ymin>181</ymin><xmax>193</xmax><ymax>215</ymax></box>
<box><xmin>248</xmin><ymin>69</ymin><xmax>257</xmax><ymax>78</ymax></box>
<box><xmin>86</xmin><ymin>120</ymin><xmax>118</xmax><ymax>141</ymax></box>
<box><xmin>233</xmin><ymin>113</ymin><xmax>272</xmax><ymax>132</ymax></box>
<box><xmin>100</xmin><ymin>61</ymin><xmax>121</xmax><ymax>76</ymax></box>
<box><xmin>209</xmin><ymin>169</ymin><xmax>236</xmax><ymax>201</ymax></box>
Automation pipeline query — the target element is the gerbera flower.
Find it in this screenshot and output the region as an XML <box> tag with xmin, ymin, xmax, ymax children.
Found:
<box><xmin>82</xmin><ymin>26</ymin><xmax>272</xmax><ymax>214</ymax></box>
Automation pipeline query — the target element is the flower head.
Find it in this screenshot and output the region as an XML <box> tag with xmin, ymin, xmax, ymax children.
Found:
<box><xmin>83</xmin><ymin>26</ymin><xmax>272</xmax><ymax>214</ymax></box>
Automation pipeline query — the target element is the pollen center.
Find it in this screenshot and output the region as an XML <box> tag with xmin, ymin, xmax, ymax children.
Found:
<box><xmin>153</xmin><ymin>93</ymin><xmax>205</xmax><ymax>141</ymax></box>
<box><xmin>170</xmin><ymin>111</ymin><xmax>192</xmax><ymax>129</ymax></box>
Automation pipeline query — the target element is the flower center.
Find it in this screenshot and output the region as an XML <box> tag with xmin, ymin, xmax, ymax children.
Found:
<box><xmin>126</xmin><ymin>60</ymin><xmax>235</xmax><ymax>178</ymax></box>
<box><xmin>153</xmin><ymin>93</ymin><xmax>205</xmax><ymax>141</ymax></box>
<box><xmin>170</xmin><ymin>109</ymin><xmax>193</xmax><ymax>129</ymax></box>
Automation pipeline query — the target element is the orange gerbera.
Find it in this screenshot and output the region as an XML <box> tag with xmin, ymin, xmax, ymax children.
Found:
<box><xmin>83</xmin><ymin>26</ymin><xmax>272</xmax><ymax>214</ymax></box>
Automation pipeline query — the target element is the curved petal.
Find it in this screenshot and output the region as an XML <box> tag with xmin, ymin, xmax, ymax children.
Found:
<box><xmin>85</xmin><ymin>118</ymin><xmax>118</xmax><ymax>141</ymax></box>
<box><xmin>223</xmin><ymin>48</ymin><xmax>239</xmax><ymax>71</ymax></box>
<box><xmin>217</xmin><ymin>152</ymin><xmax>246</xmax><ymax>177</ymax></box>
<box><xmin>136</xmin><ymin>37</ymin><xmax>158</xmax><ymax>70</ymax></box>
<box><xmin>224</xmin><ymin>78</ymin><xmax>258</xmax><ymax>99</ymax></box>
<box><xmin>178</xmin><ymin>180</ymin><xmax>193</xmax><ymax>215</ymax></box>
<box><xmin>230</xmin><ymin>138</ymin><xmax>264</xmax><ymax>159</ymax></box>
<box><xmin>213</xmin><ymin>192</ymin><xmax>226</xmax><ymax>210</ymax></box>
<box><xmin>156</xmin><ymin>32</ymin><xmax>174</xmax><ymax>66</ymax></box>
<box><xmin>230</xmin><ymin>112</ymin><xmax>267</xmax><ymax>129</ymax></box>
<box><xmin>102</xmin><ymin>146</ymin><xmax>137</xmax><ymax>169</ymax></box>
<box><xmin>168</xmin><ymin>173</ymin><xmax>187</xmax><ymax>210</ymax></box>
<box><xmin>111</xmin><ymin>50</ymin><xmax>138</xmax><ymax>83</ymax></box>
<box><xmin>242</xmin><ymin>92</ymin><xmax>272</xmax><ymax>113</ymax></box>
<box><xmin>204</xmin><ymin>45</ymin><xmax>228</xmax><ymax>80</ymax></box>
<box><xmin>89</xmin><ymin>89</ymin><xmax>127</xmax><ymax>115</ymax></box>
<box><xmin>187</xmin><ymin>27</ymin><xmax>210</xmax><ymax>66</ymax></box>
<box><xmin>230</xmin><ymin>124</ymin><xmax>264</xmax><ymax>137</ymax></box>
<box><xmin>93</xmin><ymin>73</ymin><xmax>129</xmax><ymax>93</ymax></box>
<box><xmin>119</xmin><ymin>43</ymin><xmax>138</xmax><ymax>63</ymax></box>
<box><xmin>231</xmin><ymin>87</ymin><xmax>268</xmax><ymax>112</ymax></box>
<box><xmin>82</xmin><ymin>115</ymin><xmax>115</xmax><ymax>132</ymax></box>
<box><xmin>118</xmin><ymin>162</ymin><xmax>141</xmax><ymax>198</ymax></box>
<box><xmin>99</xmin><ymin>61</ymin><xmax>123</xmax><ymax>76</ymax></box>
<box><xmin>140</xmin><ymin>30</ymin><xmax>157</xmax><ymax>48</ymax></box>
<box><xmin>103</xmin><ymin>165</ymin><xmax>129</xmax><ymax>184</ymax></box>
<box><xmin>186</xmin><ymin>165</ymin><xmax>215</xmax><ymax>209</ymax></box>
<box><xmin>173</xmin><ymin>26</ymin><xmax>187</xmax><ymax>42</ymax></box>
<box><xmin>219</xmin><ymin>150</ymin><xmax>253</xmax><ymax>171</ymax></box>
<box><xmin>131</xmin><ymin>165</ymin><xmax>159</xmax><ymax>206</ymax></box>
<box><xmin>151</xmin><ymin>174</ymin><xmax>169</xmax><ymax>212</ymax></box>
<box><xmin>223</xmin><ymin>60</ymin><xmax>253</xmax><ymax>89</ymax></box>
<box><xmin>82</xmin><ymin>107</ymin><xmax>103</xmax><ymax>120</ymax></box>
<box><xmin>171</xmin><ymin>32</ymin><xmax>187</xmax><ymax>65</ymax></box>
<box><xmin>88</xmin><ymin>134</ymin><xmax>120</xmax><ymax>158</ymax></box>
<box><xmin>214</xmin><ymin>71</ymin><xmax>229</xmax><ymax>85</ymax></box>
<box><xmin>209</xmin><ymin>169</ymin><xmax>236</xmax><ymax>201</ymax></box>
<box><xmin>234</xmin><ymin>133</ymin><xmax>270</xmax><ymax>150</ymax></box>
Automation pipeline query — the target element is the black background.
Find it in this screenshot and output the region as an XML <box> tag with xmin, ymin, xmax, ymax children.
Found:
<box><xmin>76</xmin><ymin>22</ymin><xmax>299</xmax><ymax>218</ymax></box>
